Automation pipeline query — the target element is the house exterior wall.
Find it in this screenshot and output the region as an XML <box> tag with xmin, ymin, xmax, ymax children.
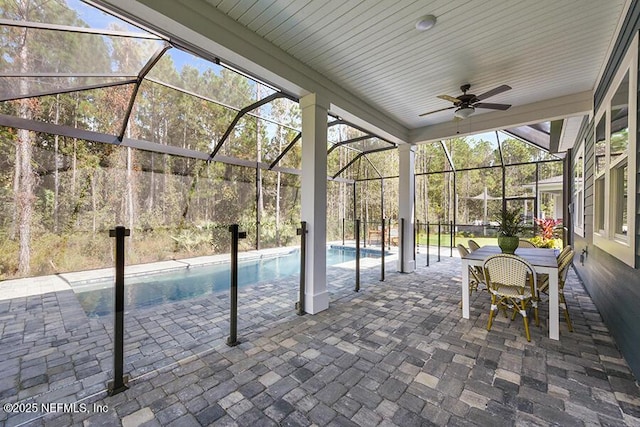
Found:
<box><xmin>572</xmin><ymin>0</ymin><xmax>640</xmax><ymax>378</ymax></box>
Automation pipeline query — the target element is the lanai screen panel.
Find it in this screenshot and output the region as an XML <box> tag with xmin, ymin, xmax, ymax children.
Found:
<box><xmin>415</xmin><ymin>142</ymin><xmax>448</xmax><ymax>174</ymax></box>
<box><xmin>261</xmin><ymin>124</ymin><xmax>301</xmax><ymax>170</ymax></box>
<box><xmin>253</xmin><ymin>97</ymin><xmax>301</xmax><ymax>169</ymax></box>
<box><xmin>456</xmin><ymin>168</ymin><xmax>502</xmax><ymax>226</ymax></box>
<box><xmin>415</xmin><ymin>171</ymin><xmax>455</xmax><ymax>224</ymax></box>
<box><xmin>146</xmin><ymin>49</ymin><xmax>275</xmax><ymax>111</ymax></box>
<box><xmin>500</xmin><ymin>136</ymin><xmax>557</xmax><ymax>165</ymax></box>
<box><xmin>327</xmin><ymin>179</ymin><xmax>355</xmax><ymax>241</ymax></box>
<box><xmin>132</xmin><ymin>79</ymin><xmax>233</xmax><ymax>151</ymax></box>
<box><xmin>538</xmin><ymin>160</ymin><xmax>564</xmax><ymax>220</ymax></box>
<box><xmin>361</xmin><ymin>149</ymin><xmax>398</xmax><ymax>178</ymax></box>
<box><xmin>449</xmin><ymin>133</ymin><xmax>501</xmax><ymax>170</ymax></box>
<box><xmin>0</xmin><ymin>84</ymin><xmax>136</xmax><ymax>135</ymax></box>
<box><xmin>0</xmin><ymin>1</ymin><xmax>165</xmax><ymax>101</ymax></box>
<box><xmin>504</xmin><ymin>163</ymin><xmax>536</xmax><ymax>199</ymax></box>
<box><xmin>260</xmin><ymin>169</ymin><xmax>301</xmax><ymax>249</ymax></box>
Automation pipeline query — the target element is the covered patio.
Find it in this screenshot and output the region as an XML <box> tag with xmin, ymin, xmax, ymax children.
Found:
<box><xmin>2</xmin><ymin>0</ymin><xmax>640</xmax><ymax>425</ymax></box>
<box><xmin>1</xmin><ymin>254</ymin><xmax>639</xmax><ymax>426</ymax></box>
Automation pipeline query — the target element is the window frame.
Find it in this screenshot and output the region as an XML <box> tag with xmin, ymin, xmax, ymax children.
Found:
<box><xmin>592</xmin><ymin>33</ymin><xmax>637</xmax><ymax>267</ymax></box>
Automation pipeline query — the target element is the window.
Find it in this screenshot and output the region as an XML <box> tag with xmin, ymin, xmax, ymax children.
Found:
<box><xmin>572</xmin><ymin>143</ymin><xmax>584</xmax><ymax>236</ymax></box>
<box><xmin>592</xmin><ymin>34</ymin><xmax>637</xmax><ymax>267</ymax></box>
<box><xmin>594</xmin><ymin>176</ymin><xmax>605</xmax><ymax>233</ymax></box>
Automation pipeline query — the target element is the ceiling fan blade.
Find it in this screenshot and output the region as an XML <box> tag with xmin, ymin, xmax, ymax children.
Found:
<box><xmin>475</xmin><ymin>84</ymin><xmax>511</xmax><ymax>100</ymax></box>
<box><xmin>419</xmin><ymin>106</ymin><xmax>455</xmax><ymax>117</ymax></box>
<box><xmin>474</xmin><ymin>102</ymin><xmax>511</xmax><ymax>111</ymax></box>
<box><xmin>437</xmin><ymin>94</ymin><xmax>461</xmax><ymax>103</ymax></box>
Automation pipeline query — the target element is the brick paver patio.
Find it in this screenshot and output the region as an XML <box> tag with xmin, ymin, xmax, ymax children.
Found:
<box><xmin>1</xmin><ymin>250</ymin><xmax>639</xmax><ymax>426</ymax></box>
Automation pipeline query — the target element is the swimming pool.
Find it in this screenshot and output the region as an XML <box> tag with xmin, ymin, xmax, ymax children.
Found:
<box><xmin>74</xmin><ymin>246</ymin><xmax>384</xmax><ymax>317</ymax></box>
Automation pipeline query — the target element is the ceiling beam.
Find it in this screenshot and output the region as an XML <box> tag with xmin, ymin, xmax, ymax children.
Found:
<box><xmin>549</xmin><ymin>120</ymin><xmax>564</xmax><ymax>153</ymax></box>
<box><xmin>409</xmin><ymin>91</ymin><xmax>592</xmax><ymax>144</ymax></box>
<box><xmin>558</xmin><ymin>115</ymin><xmax>587</xmax><ymax>152</ymax></box>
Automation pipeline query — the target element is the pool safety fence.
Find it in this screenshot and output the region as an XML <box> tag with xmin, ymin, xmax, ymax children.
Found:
<box><xmin>340</xmin><ymin>218</ymin><xmax>397</xmax><ymax>250</ymax></box>
<box><xmin>414</xmin><ymin>221</ymin><xmax>455</xmax><ymax>265</ymax></box>
<box><xmin>108</xmin><ymin>225</ymin><xmax>130</xmax><ymax>396</ymax></box>
<box><xmin>355</xmin><ymin>219</ymin><xmax>361</xmax><ymax>292</ymax></box>
<box><xmin>400</xmin><ymin>218</ymin><xmax>405</xmax><ymax>272</ymax></box>
<box><xmin>227</xmin><ymin>224</ymin><xmax>247</xmax><ymax>347</ymax></box>
<box><xmin>380</xmin><ymin>218</ymin><xmax>385</xmax><ymax>281</ymax></box>
<box><xmin>296</xmin><ymin>221</ymin><xmax>307</xmax><ymax>316</ymax></box>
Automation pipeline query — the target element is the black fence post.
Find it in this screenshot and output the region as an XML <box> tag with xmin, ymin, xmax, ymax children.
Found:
<box><xmin>450</xmin><ymin>221</ymin><xmax>454</xmax><ymax>257</ymax></box>
<box><xmin>400</xmin><ymin>218</ymin><xmax>405</xmax><ymax>272</ymax></box>
<box><xmin>380</xmin><ymin>218</ymin><xmax>385</xmax><ymax>281</ymax></box>
<box><xmin>108</xmin><ymin>225</ymin><xmax>130</xmax><ymax>396</ymax></box>
<box><xmin>413</xmin><ymin>219</ymin><xmax>417</xmax><ymax>261</ymax></box>
<box><xmin>227</xmin><ymin>224</ymin><xmax>246</xmax><ymax>347</ymax></box>
<box><xmin>355</xmin><ymin>219</ymin><xmax>361</xmax><ymax>292</ymax></box>
<box><xmin>426</xmin><ymin>222</ymin><xmax>430</xmax><ymax>267</ymax></box>
<box><xmin>296</xmin><ymin>221</ymin><xmax>307</xmax><ymax>315</ymax></box>
<box><xmin>416</xmin><ymin>219</ymin><xmax>420</xmax><ymax>254</ymax></box>
<box><xmin>437</xmin><ymin>221</ymin><xmax>441</xmax><ymax>262</ymax></box>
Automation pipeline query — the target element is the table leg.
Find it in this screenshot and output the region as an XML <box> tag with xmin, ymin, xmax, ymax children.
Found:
<box><xmin>548</xmin><ymin>268</ymin><xmax>559</xmax><ymax>340</ymax></box>
<box><xmin>461</xmin><ymin>260</ymin><xmax>470</xmax><ymax>319</ymax></box>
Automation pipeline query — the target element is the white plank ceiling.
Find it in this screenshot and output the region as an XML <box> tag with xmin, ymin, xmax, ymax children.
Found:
<box><xmin>202</xmin><ymin>0</ymin><xmax>626</xmax><ymax>131</ymax></box>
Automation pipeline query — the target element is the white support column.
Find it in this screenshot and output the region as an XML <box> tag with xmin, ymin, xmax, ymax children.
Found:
<box><xmin>300</xmin><ymin>93</ymin><xmax>329</xmax><ymax>314</ymax></box>
<box><xmin>398</xmin><ymin>144</ymin><xmax>416</xmax><ymax>273</ymax></box>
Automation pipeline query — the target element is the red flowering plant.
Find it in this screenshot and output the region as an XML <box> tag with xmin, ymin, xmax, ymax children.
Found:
<box><xmin>532</xmin><ymin>217</ymin><xmax>562</xmax><ymax>248</ymax></box>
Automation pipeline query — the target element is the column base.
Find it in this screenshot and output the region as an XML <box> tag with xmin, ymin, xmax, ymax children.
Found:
<box><xmin>305</xmin><ymin>290</ymin><xmax>329</xmax><ymax>314</ymax></box>
<box><xmin>397</xmin><ymin>260</ymin><xmax>416</xmax><ymax>273</ymax></box>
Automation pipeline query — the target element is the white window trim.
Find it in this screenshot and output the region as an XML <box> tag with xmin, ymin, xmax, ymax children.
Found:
<box><xmin>573</xmin><ymin>142</ymin><xmax>585</xmax><ymax>237</ymax></box>
<box><xmin>592</xmin><ymin>33</ymin><xmax>637</xmax><ymax>267</ymax></box>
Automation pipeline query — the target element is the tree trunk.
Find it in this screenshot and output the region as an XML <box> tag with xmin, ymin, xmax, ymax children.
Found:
<box><xmin>15</xmin><ymin>25</ymin><xmax>35</xmax><ymax>275</ymax></box>
<box><xmin>16</xmin><ymin>125</ymin><xmax>35</xmax><ymax>275</ymax></box>
<box><xmin>53</xmin><ymin>95</ymin><xmax>60</xmax><ymax>233</ymax></box>
<box><xmin>275</xmin><ymin>129</ymin><xmax>282</xmax><ymax>245</ymax></box>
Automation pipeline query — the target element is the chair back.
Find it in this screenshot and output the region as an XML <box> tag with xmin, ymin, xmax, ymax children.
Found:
<box><xmin>557</xmin><ymin>245</ymin><xmax>573</xmax><ymax>263</ymax></box>
<box><xmin>457</xmin><ymin>244</ymin><xmax>470</xmax><ymax>258</ymax></box>
<box><xmin>558</xmin><ymin>249</ymin><xmax>575</xmax><ymax>286</ymax></box>
<box><xmin>468</xmin><ymin>239</ymin><xmax>481</xmax><ymax>252</ymax></box>
<box><xmin>483</xmin><ymin>253</ymin><xmax>537</xmax><ymax>294</ymax></box>
<box><xmin>518</xmin><ymin>239</ymin><xmax>536</xmax><ymax>248</ymax></box>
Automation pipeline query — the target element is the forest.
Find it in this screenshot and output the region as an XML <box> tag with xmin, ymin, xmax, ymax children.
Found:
<box><xmin>0</xmin><ymin>0</ymin><xmax>562</xmax><ymax>280</ymax></box>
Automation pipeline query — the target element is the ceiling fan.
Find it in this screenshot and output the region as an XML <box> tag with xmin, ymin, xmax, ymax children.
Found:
<box><xmin>419</xmin><ymin>83</ymin><xmax>512</xmax><ymax>119</ymax></box>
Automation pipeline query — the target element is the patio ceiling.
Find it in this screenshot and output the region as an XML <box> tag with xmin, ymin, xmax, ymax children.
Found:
<box><xmin>95</xmin><ymin>0</ymin><xmax>628</xmax><ymax>149</ymax></box>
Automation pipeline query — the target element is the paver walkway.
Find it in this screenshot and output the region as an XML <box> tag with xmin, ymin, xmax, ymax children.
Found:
<box><xmin>1</xmin><ymin>252</ymin><xmax>639</xmax><ymax>426</ymax></box>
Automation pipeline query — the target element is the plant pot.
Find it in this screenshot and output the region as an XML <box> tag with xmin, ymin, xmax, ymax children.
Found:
<box><xmin>498</xmin><ymin>235</ymin><xmax>519</xmax><ymax>254</ymax></box>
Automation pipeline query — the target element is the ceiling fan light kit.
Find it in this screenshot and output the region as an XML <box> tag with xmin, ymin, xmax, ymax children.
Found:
<box><xmin>415</xmin><ymin>15</ymin><xmax>437</xmax><ymax>31</ymax></box>
<box><xmin>454</xmin><ymin>106</ymin><xmax>475</xmax><ymax>119</ymax></box>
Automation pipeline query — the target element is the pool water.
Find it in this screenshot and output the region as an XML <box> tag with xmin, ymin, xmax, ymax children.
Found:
<box><xmin>74</xmin><ymin>246</ymin><xmax>383</xmax><ymax>317</ymax></box>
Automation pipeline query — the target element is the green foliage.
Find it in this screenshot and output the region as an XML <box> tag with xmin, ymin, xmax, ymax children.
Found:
<box><xmin>530</xmin><ymin>236</ymin><xmax>562</xmax><ymax>249</ymax></box>
<box><xmin>496</xmin><ymin>207</ymin><xmax>524</xmax><ymax>237</ymax></box>
<box><xmin>170</xmin><ymin>228</ymin><xmax>212</xmax><ymax>254</ymax></box>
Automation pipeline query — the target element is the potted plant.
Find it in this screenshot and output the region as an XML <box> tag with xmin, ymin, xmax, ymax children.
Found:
<box><xmin>496</xmin><ymin>207</ymin><xmax>523</xmax><ymax>254</ymax></box>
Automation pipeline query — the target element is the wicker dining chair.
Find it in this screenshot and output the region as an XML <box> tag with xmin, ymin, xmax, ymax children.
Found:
<box><xmin>518</xmin><ymin>239</ymin><xmax>536</xmax><ymax>248</ymax></box>
<box><xmin>538</xmin><ymin>248</ymin><xmax>575</xmax><ymax>332</ymax></box>
<box><xmin>556</xmin><ymin>245</ymin><xmax>573</xmax><ymax>263</ymax></box>
<box><xmin>468</xmin><ymin>239</ymin><xmax>481</xmax><ymax>252</ymax></box>
<box><xmin>457</xmin><ymin>244</ymin><xmax>486</xmax><ymax>296</ymax></box>
<box><xmin>483</xmin><ymin>253</ymin><xmax>539</xmax><ymax>341</ymax></box>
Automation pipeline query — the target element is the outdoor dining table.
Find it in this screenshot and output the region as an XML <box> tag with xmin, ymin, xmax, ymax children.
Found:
<box><xmin>461</xmin><ymin>245</ymin><xmax>561</xmax><ymax>340</ymax></box>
